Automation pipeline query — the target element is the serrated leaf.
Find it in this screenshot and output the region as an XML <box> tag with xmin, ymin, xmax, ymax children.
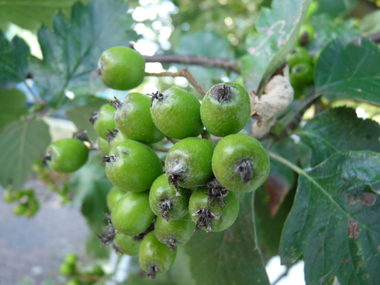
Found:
<box><xmin>297</xmin><ymin>107</ymin><xmax>380</xmax><ymax>167</ymax></box>
<box><xmin>359</xmin><ymin>10</ymin><xmax>380</xmax><ymax>37</ymax></box>
<box><xmin>32</xmin><ymin>0</ymin><xmax>137</xmax><ymax>108</ymax></box>
<box><xmin>184</xmin><ymin>192</ymin><xmax>269</xmax><ymax>285</ymax></box>
<box><xmin>0</xmin><ymin>119</ymin><xmax>51</xmax><ymax>189</ymax></box>
<box><xmin>315</xmin><ymin>39</ymin><xmax>380</xmax><ymax>105</ymax></box>
<box><xmin>241</xmin><ymin>0</ymin><xmax>311</xmax><ymax>93</ymax></box>
<box><xmin>280</xmin><ymin>151</ymin><xmax>380</xmax><ymax>285</ymax></box>
<box><xmin>71</xmin><ymin>152</ymin><xmax>112</xmax><ymax>232</ymax></box>
<box><xmin>316</xmin><ymin>0</ymin><xmax>357</xmax><ymax>17</ymax></box>
<box><xmin>174</xmin><ymin>31</ymin><xmax>234</xmax><ymax>91</ymax></box>
<box><xmin>0</xmin><ymin>32</ymin><xmax>29</xmax><ymax>89</ymax></box>
<box><xmin>0</xmin><ymin>89</ymin><xmax>28</xmax><ymax>131</ymax></box>
<box><xmin>66</xmin><ymin>97</ymin><xmax>108</xmax><ymax>141</ymax></box>
<box><xmin>308</xmin><ymin>14</ymin><xmax>360</xmax><ymax>51</ymax></box>
<box><xmin>0</xmin><ymin>0</ymin><xmax>86</xmax><ymax>32</ymax></box>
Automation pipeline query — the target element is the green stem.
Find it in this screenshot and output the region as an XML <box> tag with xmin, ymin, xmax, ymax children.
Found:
<box><xmin>201</xmin><ymin>129</ymin><xmax>213</xmax><ymax>142</ymax></box>
<box><xmin>268</xmin><ymin>151</ymin><xmax>305</xmax><ymax>176</ymax></box>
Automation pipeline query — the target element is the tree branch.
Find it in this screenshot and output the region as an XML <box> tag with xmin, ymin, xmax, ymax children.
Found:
<box><xmin>143</xmin><ymin>55</ymin><xmax>241</xmax><ymax>73</ymax></box>
<box><xmin>146</xmin><ymin>67</ymin><xmax>206</xmax><ymax>97</ymax></box>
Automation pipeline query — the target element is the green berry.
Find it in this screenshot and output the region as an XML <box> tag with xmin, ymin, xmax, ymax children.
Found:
<box><xmin>98</xmin><ymin>46</ymin><xmax>145</xmax><ymax>90</ymax></box>
<box><xmin>107</xmin><ymin>128</ymin><xmax>128</xmax><ymax>149</ymax></box>
<box><xmin>104</xmin><ymin>140</ymin><xmax>163</xmax><ymax>192</ymax></box>
<box><xmin>92</xmin><ymin>265</ymin><xmax>105</xmax><ymax>276</ymax></box>
<box><xmin>290</xmin><ymin>62</ymin><xmax>314</xmax><ymax>89</ymax></box>
<box><xmin>60</xmin><ymin>263</ymin><xmax>75</xmax><ymax>275</ymax></box>
<box><xmin>201</xmin><ymin>82</ymin><xmax>250</xmax><ymax>137</ymax></box>
<box><xmin>150</xmin><ymin>87</ymin><xmax>204</xmax><ymax>139</ymax></box>
<box><xmin>155</xmin><ymin>214</ymin><xmax>195</xmax><ymax>251</ymax></box>
<box><xmin>139</xmin><ymin>231</ymin><xmax>177</xmax><ymax>279</ymax></box>
<box><xmin>90</xmin><ymin>104</ymin><xmax>116</xmax><ymax>140</ymax></box>
<box><xmin>66</xmin><ymin>278</ymin><xmax>80</xmax><ymax>285</ymax></box>
<box><xmin>189</xmin><ymin>188</ymin><xmax>239</xmax><ymax>232</ymax></box>
<box><xmin>149</xmin><ymin>174</ymin><xmax>191</xmax><ymax>221</ymax></box>
<box><xmin>13</xmin><ymin>203</ymin><xmax>27</xmax><ymax>216</ymax></box>
<box><xmin>165</xmin><ymin>138</ymin><xmax>215</xmax><ymax>189</ymax></box>
<box><xmin>298</xmin><ymin>23</ymin><xmax>315</xmax><ymax>46</ymax></box>
<box><xmin>286</xmin><ymin>47</ymin><xmax>311</xmax><ymax>69</ymax></box>
<box><xmin>25</xmin><ymin>198</ymin><xmax>39</xmax><ymax>218</ymax></box>
<box><xmin>44</xmin><ymin>138</ymin><xmax>89</xmax><ymax>173</ymax></box>
<box><xmin>107</xmin><ymin>187</ymin><xmax>125</xmax><ymax>212</ymax></box>
<box><xmin>111</xmin><ymin>191</ymin><xmax>155</xmax><ymax>236</ymax></box>
<box><xmin>112</xmin><ymin>93</ymin><xmax>165</xmax><ymax>143</ymax></box>
<box><xmin>115</xmin><ymin>233</ymin><xmax>141</xmax><ymax>256</ymax></box>
<box><xmin>98</xmin><ymin>137</ymin><xmax>110</xmax><ymax>156</ymax></box>
<box><xmin>212</xmin><ymin>134</ymin><xmax>270</xmax><ymax>193</ymax></box>
<box><xmin>3</xmin><ymin>191</ymin><xmax>18</xmax><ymax>203</ymax></box>
<box><xmin>64</xmin><ymin>253</ymin><xmax>78</xmax><ymax>266</ymax></box>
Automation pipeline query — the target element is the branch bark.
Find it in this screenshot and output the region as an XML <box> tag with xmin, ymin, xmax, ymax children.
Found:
<box><xmin>143</xmin><ymin>54</ymin><xmax>241</xmax><ymax>73</ymax></box>
<box><xmin>146</xmin><ymin>67</ymin><xmax>206</xmax><ymax>97</ymax></box>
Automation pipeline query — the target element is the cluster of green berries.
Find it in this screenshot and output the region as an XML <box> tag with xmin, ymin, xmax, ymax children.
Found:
<box><xmin>32</xmin><ymin>159</ymin><xmax>72</xmax><ymax>204</ymax></box>
<box><xmin>60</xmin><ymin>253</ymin><xmax>104</xmax><ymax>285</ymax></box>
<box><xmin>41</xmin><ymin>45</ymin><xmax>270</xmax><ymax>279</ymax></box>
<box><xmin>3</xmin><ymin>189</ymin><xmax>39</xmax><ymax>218</ymax></box>
<box><xmin>88</xmin><ymin>45</ymin><xmax>270</xmax><ymax>279</ymax></box>
<box><xmin>287</xmin><ymin>2</ymin><xmax>320</xmax><ymax>99</ymax></box>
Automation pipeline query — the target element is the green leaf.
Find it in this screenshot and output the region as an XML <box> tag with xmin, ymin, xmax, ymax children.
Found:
<box><xmin>66</xmin><ymin>97</ymin><xmax>108</xmax><ymax>141</ymax></box>
<box><xmin>280</xmin><ymin>151</ymin><xmax>380</xmax><ymax>284</ymax></box>
<box><xmin>85</xmin><ymin>233</ymin><xmax>110</xmax><ymax>259</ymax></box>
<box><xmin>359</xmin><ymin>10</ymin><xmax>380</xmax><ymax>37</ymax></box>
<box><xmin>297</xmin><ymin>107</ymin><xmax>380</xmax><ymax>167</ymax></box>
<box><xmin>255</xmin><ymin>138</ymin><xmax>297</xmax><ymax>257</ymax></box>
<box><xmin>0</xmin><ymin>32</ymin><xmax>29</xmax><ymax>88</ymax></box>
<box><xmin>71</xmin><ymin>152</ymin><xmax>112</xmax><ymax>232</ymax></box>
<box><xmin>0</xmin><ymin>119</ymin><xmax>51</xmax><ymax>189</ymax></box>
<box><xmin>0</xmin><ymin>89</ymin><xmax>28</xmax><ymax>131</ymax></box>
<box><xmin>174</xmin><ymin>31</ymin><xmax>234</xmax><ymax>90</ymax></box>
<box><xmin>184</xmin><ymin>192</ymin><xmax>270</xmax><ymax>285</ymax></box>
<box><xmin>316</xmin><ymin>0</ymin><xmax>357</xmax><ymax>17</ymax></box>
<box><xmin>241</xmin><ymin>0</ymin><xmax>312</xmax><ymax>93</ymax></box>
<box><xmin>315</xmin><ymin>39</ymin><xmax>380</xmax><ymax>105</ymax></box>
<box><xmin>0</xmin><ymin>0</ymin><xmax>85</xmax><ymax>32</ymax></box>
<box><xmin>32</xmin><ymin>0</ymin><xmax>137</xmax><ymax>108</ymax></box>
<box><xmin>308</xmin><ymin>14</ymin><xmax>360</xmax><ymax>51</ymax></box>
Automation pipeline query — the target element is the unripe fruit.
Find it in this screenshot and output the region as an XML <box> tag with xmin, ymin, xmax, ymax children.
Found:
<box><xmin>115</xmin><ymin>233</ymin><xmax>141</xmax><ymax>256</ymax></box>
<box><xmin>149</xmin><ymin>174</ymin><xmax>191</xmax><ymax>221</ymax></box>
<box><xmin>25</xmin><ymin>198</ymin><xmax>39</xmax><ymax>218</ymax></box>
<box><xmin>104</xmin><ymin>140</ymin><xmax>163</xmax><ymax>192</ymax></box>
<box><xmin>165</xmin><ymin>138</ymin><xmax>215</xmax><ymax>190</ymax></box>
<box><xmin>290</xmin><ymin>62</ymin><xmax>314</xmax><ymax>88</ymax></box>
<box><xmin>298</xmin><ymin>23</ymin><xmax>315</xmax><ymax>46</ymax></box>
<box><xmin>107</xmin><ymin>128</ymin><xmax>128</xmax><ymax>149</ymax></box>
<box><xmin>155</xmin><ymin>214</ymin><xmax>195</xmax><ymax>251</ymax></box>
<box><xmin>201</xmin><ymin>82</ymin><xmax>250</xmax><ymax>137</ymax></box>
<box><xmin>98</xmin><ymin>46</ymin><xmax>145</xmax><ymax>90</ymax></box>
<box><xmin>139</xmin><ymin>231</ymin><xmax>177</xmax><ymax>279</ymax></box>
<box><xmin>107</xmin><ymin>187</ymin><xmax>125</xmax><ymax>212</ymax></box>
<box><xmin>189</xmin><ymin>188</ymin><xmax>239</xmax><ymax>232</ymax></box>
<box><xmin>44</xmin><ymin>138</ymin><xmax>89</xmax><ymax>173</ymax></box>
<box><xmin>150</xmin><ymin>88</ymin><xmax>204</xmax><ymax>139</ymax></box>
<box><xmin>92</xmin><ymin>265</ymin><xmax>105</xmax><ymax>276</ymax></box>
<box><xmin>90</xmin><ymin>104</ymin><xmax>116</xmax><ymax>140</ymax></box>
<box><xmin>60</xmin><ymin>263</ymin><xmax>75</xmax><ymax>275</ymax></box>
<box><xmin>66</xmin><ymin>278</ymin><xmax>80</xmax><ymax>285</ymax></box>
<box><xmin>3</xmin><ymin>191</ymin><xmax>18</xmax><ymax>203</ymax></box>
<box><xmin>286</xmin><ymin>47</ymin><xmax>311</xmax><ymax>69</ymax></box>
<box><xmin>13</xmin><ymin>203</ymin><xmax>27</xmax><ymax>216</ymax></box>
<box><xmin>111</xmin><ymin>191</ymin><xmax>155</xmax><ymax>236</ymax></box>
<box><xmin>212</xmin><ymin>134</ymin><xmax>269</xmax><ymax>193</ymax></box>
<box><xmin>64</xmin><ymin>253</ymin><xmax>78</xmax><ymax>265</ymax></box>
<box><xmin>97</xmin><ymin>137</ymin><xmax>110</xmax><ymax>156</ymax></box>
<box><xmin>111</xmin><ymin>93</ymin><xmax>165</xmax><ymax>143</ymax></box>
